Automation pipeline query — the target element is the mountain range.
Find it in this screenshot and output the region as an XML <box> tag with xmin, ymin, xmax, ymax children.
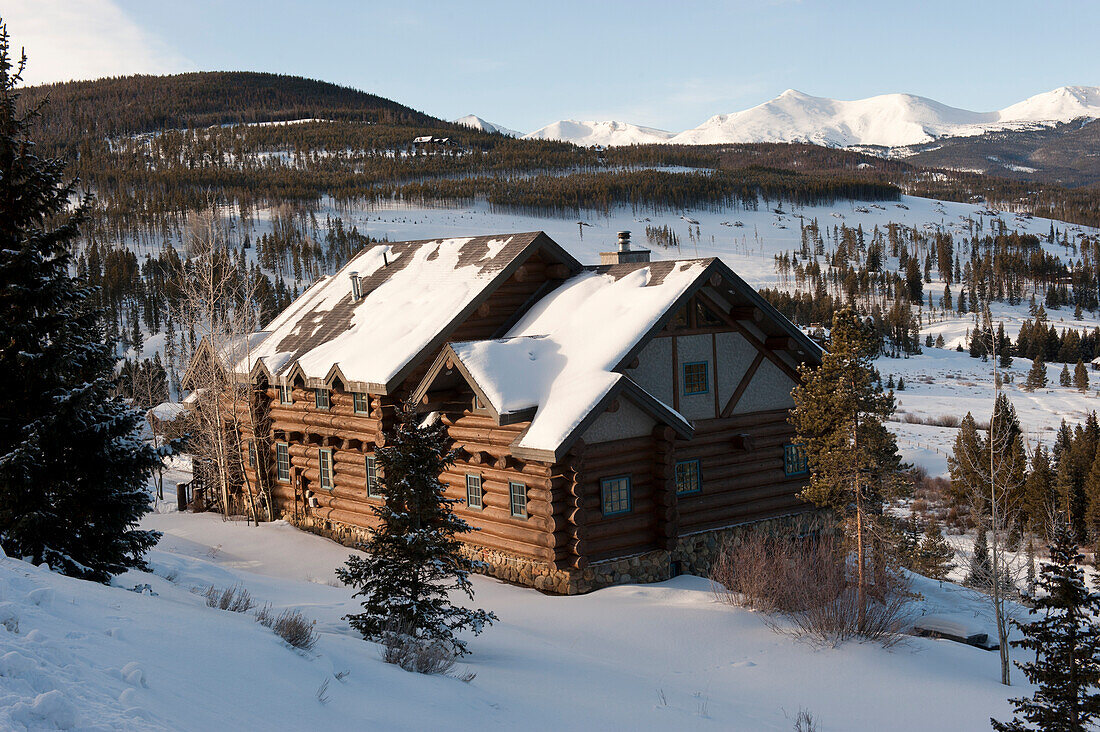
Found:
<box><xmin>483</xmin><ymin>86</ymin><xmax>1100</xmax><ymax>149</ymax></box>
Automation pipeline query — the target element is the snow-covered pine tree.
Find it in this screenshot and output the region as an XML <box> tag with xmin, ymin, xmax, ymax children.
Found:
<box><xmin>0</xmin><ymin>24</ymin><xmax>162</xmax><ymax>581</ymax></box>
<box><xmin>336</xmin><ymin>407</ymin><xmax>496</xmax><ymax>657</ymax></box>
<box><xmin>992</xmin><ymin>522</ymin><xmax>1100</xmax><ymax>731</ymax></box>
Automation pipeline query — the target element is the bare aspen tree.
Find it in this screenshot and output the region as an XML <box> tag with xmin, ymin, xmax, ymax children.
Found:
<box><xmin>175</xmin><ymin>208</ymin><xmax>269</xmax><ymax>523</ymax></box>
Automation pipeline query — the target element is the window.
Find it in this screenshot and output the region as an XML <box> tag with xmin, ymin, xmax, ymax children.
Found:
<box><xmin>318</xmin><ymin>448</ymin><xmax>333</xmax><ymax>490</ymax></box>
<box><xmin>784</xmin><ymin>444</ymin><xmax>808</xmax><ymax>476</ymax></box>
<box><xmin>314</xmin><ymin>388</ymin><xmax>330</xmax><ymax>410</ymax></box>
<box><xmin>277</xmin><ymin>384</ymin><xmax>293</xmax><ymax>404</ymax></box>
<box><xmin>276</xmin><ymin>442</ymin><xmax>290</xmax><ymax>482</ymax></box>
<box><xmin>675</xmin><ymin>460</ymin><xmax>701</xmax><ymax>495</ymax></box>
<box><xmin>466</xmin><ymin>474</ymin><xmax>483</xmax><ymax>510</ymax></box>
<box><xmin>353</xmin><ymin>392</ymin><xmax>369</xmax><ymax>414</ymax></box>
<box><xmin>509</xmin><ymin>482</ymin><xmax>527</xmax><ymax>519</ymax></box>
<box><xmin>601</xmin><ymin>475</ymin><xmax>632</xmax><ymax>516</ymax></box>
<box><xmin>695</xmin><ymin>300</ymin><xmax>723</xmax><ymax>328</ymax></box>
<box><xmin>247</xmin><ymin>440</ymin><xmax>257</xmax><ymax>469</ymax></box>
<box><xmin>683</xmin><ymin>361</ymin><xmax>709</xmax><ymax>395</ymax></box>
<box><xmin>365</xmin><ymin>454</ymin><xmax>380</xmax><ymax>498</ymax></box>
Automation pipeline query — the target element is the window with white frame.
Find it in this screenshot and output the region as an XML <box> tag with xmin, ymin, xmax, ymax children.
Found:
<box><xmin>277</xmin><ymin>384</ymin><xmax>292</xmax><ymax>404</ymax></box>
<box><xmin>276</xmin><ymin>443</ymin><xmax>290</xmax><ymax>482</ymax></box>
<box><xmin>466</xmin><ymin>474</ymin><xmax>483</xmax><ymax>510</ymax></box>
<box><xmin>509</xmin><ymin>482</ymin><xmax>527</xmax><ymax>518</ymax></box>
<box><xmin>318</xmin><ymin>448</ymin><xmax>333</xmax><ymax>490</ymax></box>
<box><xmin>601</xmin><ymin>475</ymin><xmax>632</xmax><ymax>516</ymax></box>
<box><xmin>353</xmin><ymin>392</ymin><xmax>369</xmax><ymax>414</ymax></box>
<box><xmin>365</xmin><ymin>454</ymin><xmax>380</xmax><ymax>498</ymax></box>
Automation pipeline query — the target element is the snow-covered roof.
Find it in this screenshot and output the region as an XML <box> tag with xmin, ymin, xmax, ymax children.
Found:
<box><xmin>233</xmin><ymin>232</ymin><xmax>577</xmax><ymax>393</ymax></box>
<box><xmin>413</xmin><ymin>253</ymin><xmax>822</xmax><ymax>460</ymax></box>
<box><xmin>147</xmin><ymin>402</ymin><xmax>187</xmax><ymax>422</ymax></box>
<box><xmin>445</xmin><ymin>262</ymin><xmax>706</xmax><ymax>457</ymax></box>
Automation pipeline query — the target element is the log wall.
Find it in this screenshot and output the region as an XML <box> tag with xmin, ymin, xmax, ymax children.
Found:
<box><xmin>674</xmin><ymin>408</ymin><xmax>809</xmax><ymax>534</ymax></box>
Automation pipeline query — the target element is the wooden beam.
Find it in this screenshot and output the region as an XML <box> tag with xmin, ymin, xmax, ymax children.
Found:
<box><xmin>765</xmin><ymin>336</ymin><xmax>797</xmax><ymax>351</ymax></box>
<box><xmin>728</xmin><ymin>305</ymin><xmax>764</xmax><ymax>323</ymax></box>
<box><xmin>696</xmin><ymin>291</ymin><xmax>802</xmax><ymax>383</ymax></box>
<box><xmin>730</xmin><ymin>433</ymin><xmax>755</xmax><ymax>451</ymax></box>
<box><xmin>721</xmin><ymin>352</ymin><xmax>765</xmax><ymax>418</ymax></box>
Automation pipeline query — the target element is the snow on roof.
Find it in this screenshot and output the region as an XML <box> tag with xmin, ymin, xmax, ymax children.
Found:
<box><xmin>234</xmin><ymin>233</ymin><xmax>550</xmax><ymax>389</ymax></box>
<box><xmin>148</xmin><ymin>402</ymin><xmax>187</xmax><ymax>421</ymax></box>
<box><xmin>450</xmin><ymin>260</ymin><xmax>709</xmax><ymax>455</ymax></box>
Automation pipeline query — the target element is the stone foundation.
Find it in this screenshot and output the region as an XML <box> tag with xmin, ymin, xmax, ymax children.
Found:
<box><xmin>286</xmin><ymin>508</ymin><xmax>830</xmax><ymax>595</ymax></box>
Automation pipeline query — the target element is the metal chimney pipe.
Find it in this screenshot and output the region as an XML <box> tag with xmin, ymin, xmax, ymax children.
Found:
<box><xmin>618</xmin><ymin>230</ymin><xmax>631</xmax><ymax>253</ymax></box>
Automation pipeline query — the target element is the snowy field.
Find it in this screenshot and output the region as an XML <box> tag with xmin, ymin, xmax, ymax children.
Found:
<box><xmin>0</xmin><ymin>463</ymin><xmax>1029</xmax><ymax>731</ymax></box>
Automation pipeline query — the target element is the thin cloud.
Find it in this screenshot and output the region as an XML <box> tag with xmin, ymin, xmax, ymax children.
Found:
<box><xmin>5</xmin><ymin>0</ymin><xmax>192</xmax><ymax>85</ymax></box>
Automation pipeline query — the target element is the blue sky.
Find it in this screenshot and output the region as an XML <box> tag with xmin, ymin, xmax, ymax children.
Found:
<box><xmin>8</xmin><ymin>0</ymin><xmax>1099</xmax><ymax>133</ymax></box>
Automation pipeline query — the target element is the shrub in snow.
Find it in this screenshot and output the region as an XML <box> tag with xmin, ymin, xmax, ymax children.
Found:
<box><xmin>792</xmin><ymin>709</ymin><xmax>818</xmax><ymax>732</ymax></box>
<box><xmin>337</xmin><ymin>406</ymin><xmax>496</xmax><ymax>659</ymax></box>
<box><xmin>380</xmin><ymin>621</ymin><xmax>474</xmax><ymax>680</ymax></box>
<box><xmin>202</xmin><ymin>584</ymin><xmax>255</xmax><ymax>613</ymax></box>
<box><xmin>710</xmin><ymin>529</ymin><xmax>912</xmax><ymax>647</ymax></box>
<box><xmin>255</xmin><ymin>605</ymin><xmax>318</xmax><ymax>651</ymax></box>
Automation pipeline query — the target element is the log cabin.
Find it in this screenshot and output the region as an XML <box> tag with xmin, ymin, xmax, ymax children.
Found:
<box><xmin>189</xmin><ymin>230</ymin><xmax>825</xmax><ymax>593</ymax></box>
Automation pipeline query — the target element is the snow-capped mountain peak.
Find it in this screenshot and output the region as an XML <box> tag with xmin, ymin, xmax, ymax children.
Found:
<box><xmin>525</xmin><ymin>86</ymin><xmax>1100</xmax><ymax>149</ymax></box>
<box><xmin>452</xmin><ymin>114</ymin><xmax>521</xmax><ymax>138</ymax></box>
<box><xmin>522</xmin><ymin>119</ymin><xmax>675</xmax><ymax>147</ymax></box>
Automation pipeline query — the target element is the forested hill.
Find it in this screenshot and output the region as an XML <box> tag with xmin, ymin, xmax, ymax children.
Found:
<box><xmin>21</xmin><ymin>71</ymin><xmax>442</xmax><ymax>152</ymax></box>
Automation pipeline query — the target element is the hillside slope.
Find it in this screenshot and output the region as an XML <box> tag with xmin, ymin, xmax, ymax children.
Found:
<box><xmin>21</xmin><ymin>71</ymin><xmax>442</xmax><ymax>151</ymax></box>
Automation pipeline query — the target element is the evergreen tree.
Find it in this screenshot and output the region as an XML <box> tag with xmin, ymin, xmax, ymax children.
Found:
<box><xmin>1026</xmin><ymin>357</ymin><xmax>1048</xmax><ymax>391</ymax></box>
<box><xmin>992</xmin><ymin>523</ymin><xmax>1100</xmax><ymax>731</ymax></box>
<box><xmin>915</xmin><ymin>520</ymin><xmax>955</xmax><ymax>580</ymax></box>
<box><xmin>949</xmin><ymin>413</ymin><xmax>985</xmax><ymax>506</ymax></box>
<box><xmin>935</xmin><ymin>334</ymin><xmax>945</xmax><ymax>349</ymax></box>
<box><xmin>0</xmin><ymin>24</ymin><xmax>160</xmax><ymax>581</ymax></box>
<box><xmin>1061</xmin><ymin>364</ymin><xmax>1072</xmax><ymax>387</ymax></box>
<box><xmin>1075</xmin><ymin>360</ymin><xmax>1090</xmax><ymax>392</ymax></box>
<box><xmin>336</xmin><ymin>407</ymin><xmax>496</xmax><ymax>657</ymax></box>
<box><xmin>1083</xmin><ymin>449</ymin><xmax>1100</xmax><ymax>540</ymax></box>
<box><xmin>997</xmin><ymin>322</ymin><xmax>1013</xmax><ymax>368</ymax></box>
<box><xmin>1023</xmin><ymin>446</ymin><xmax>1055</xmax><ymax>531</ymax></box>
<box><xmin>790</xmin><ymin>308</ymin><xmax>905</xmax><ymax>624</ymax></box>
<box><xmin>965</xmin><ymin>529</ymin><xmax>993</xmax><ymax>589</ymax></box>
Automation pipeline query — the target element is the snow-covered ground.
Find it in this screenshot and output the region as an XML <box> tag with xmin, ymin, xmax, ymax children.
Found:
<box><xmin>0</xmin><ymin>462</ymin><xmax>1029</xmax><ymax>731</ymax></box>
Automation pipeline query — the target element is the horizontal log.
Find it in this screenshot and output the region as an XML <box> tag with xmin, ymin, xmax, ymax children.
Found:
<box><xmin>677</xmin><ymin>481</ymin><xmax>808</xmax><ymax>517</ymax></box>
<box><xmin>680</xmin><ymin>497</ymin><xmax>812</xmax><ymax>535</ymax></box>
